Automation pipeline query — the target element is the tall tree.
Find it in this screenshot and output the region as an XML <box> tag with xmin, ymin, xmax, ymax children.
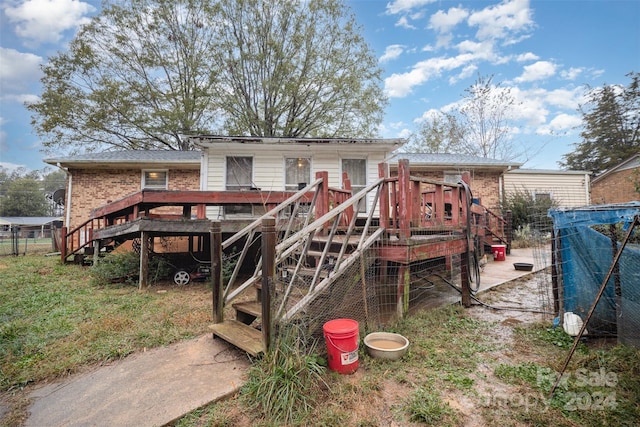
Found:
<box><xmin>561</xmin><ymin>72</ymin><xmax>639</xmax><ymax>174</ymax></box>
<box><xmin>456</xmin><ymin>75</ymin><xmax>517</xmax><ymax>160</ymax></box>
<box><xmin>406</xmin><ymin>75</ymin><xmax>518</xmax><ymax>160</ymax></box>
<box><xmin>0</xmin><ymin>178</ymin><xmax>49</xmax><ymax>217</ymax></box>
<box><xmin>28</xmin><ymin>0</ymin><xmax>385</xmax><ymax>155</ymax></box>
<box><xmin>404</xmin><ymin>112</ymin><xmax>464</xmax><ymax>154</ymax></box>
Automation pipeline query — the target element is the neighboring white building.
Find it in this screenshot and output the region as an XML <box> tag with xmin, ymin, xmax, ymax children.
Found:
<box><xmin>502</xmin><ymin>169</ymin><xmax>592</xmax><ymax>208</ymax></box>
<box><xmin>190</xmin><ymin>136</ymin><xmax>405</xmax><ymax>218</ymax></box>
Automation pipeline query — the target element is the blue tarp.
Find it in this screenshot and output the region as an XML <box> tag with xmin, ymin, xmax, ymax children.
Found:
<box><xmin>549</xmin><ymin>203</ymin><xmax>640</xmax><ymax>346</ymax></box>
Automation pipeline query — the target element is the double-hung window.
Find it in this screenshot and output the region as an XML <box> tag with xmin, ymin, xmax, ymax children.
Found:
<box><xmin>285</xmin><ymin>157</ymin><xmax>311</xmax><ymax>191</ymax></box>
<box><xmin>225</xmin><ymin>156</ymin><xmax>253</xmax><ymax>215</ymax></box>
<box><xmin>342</xmin><ymin>158</ymin><xmax>367</xmax><ymax>212</ymax></box>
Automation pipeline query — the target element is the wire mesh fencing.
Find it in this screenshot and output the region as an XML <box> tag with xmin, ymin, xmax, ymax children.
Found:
<box><xmin>269</xmin><ymin>231</ymin><xmax>470</xmax><ymax>344</ymax></box>
<box><xmin>546</xmin><ymin>203</ymin><xmax>640</xmax><ymax>348</ymax></box>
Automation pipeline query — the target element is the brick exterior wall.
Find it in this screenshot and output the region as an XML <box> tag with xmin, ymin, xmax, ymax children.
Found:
<box><xmin>67</xmin><ymin>168</ymin><xmax>200</xmax><ymax>229</ymax></box>
<box><xmin>410</xmin><ymin>170</ymin><xmax>502</xmax><ymax>211</ymax></box>
<box><xmin>591</xmin><ymin>167</ymin><xmax>640</xmax><ymax>204</ymax></box>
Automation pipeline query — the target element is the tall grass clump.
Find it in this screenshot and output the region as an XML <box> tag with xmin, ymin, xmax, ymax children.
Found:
<box><xmin>242</xmin><ymin>323</ymin><xmax>327</xmax><ymax>425</ymax></box>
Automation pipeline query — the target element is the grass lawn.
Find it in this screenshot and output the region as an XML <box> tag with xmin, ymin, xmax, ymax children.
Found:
<box><xmin>0</xmin><ymin>255</ymin><xmax>212</xmax><ymax>392</ymax></box>
<box><xmin>1</xmin><ymin>255</ymin><xmax>639</xmax><ymax>426</ymax></box>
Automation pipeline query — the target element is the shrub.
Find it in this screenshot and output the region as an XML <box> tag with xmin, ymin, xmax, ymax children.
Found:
<box><xmin>503</xmin><ymin>188</ymin><xmax>557</xmax><ymax>235</ymax></box>
<box><xmin>90</xmin><ymin>250</ymin><xmax>171</xmax><ymax>286</ymax></box>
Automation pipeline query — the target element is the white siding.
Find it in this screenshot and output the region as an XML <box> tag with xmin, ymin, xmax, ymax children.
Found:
<box><xmin>203</xmin><ymin>142</ymin><xmax>391</xmax><ymax>217</ymax></box>
<box><xmin>503</xmin><ymin>170</ymin><xmax>590</xmax><ymax>207</ymax></box>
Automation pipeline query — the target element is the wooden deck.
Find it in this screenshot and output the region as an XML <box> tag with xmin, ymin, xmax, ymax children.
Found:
<box><xmin>60</xmin><ymin>160</ymin><xmax>511</xmax><ymax>355</ymax></box>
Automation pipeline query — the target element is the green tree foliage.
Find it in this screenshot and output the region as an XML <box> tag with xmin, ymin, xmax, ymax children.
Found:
<box><xmin>561</xmin><ymin>72</ymin><xmax>639</xmax><ymax>174</ymax></box>
<box><xmin>408</xmin><ymin>75</ymin><xmax>518</xmax><ymax>160</ymax></box>
<box><xmin>404</xmin><ymin>112</ymin><xmax>463</xmax><ymax>153</ymax></box>
<box><xmin>0</xmin><ymin>178</ymin><xmax>49</xmax><ymax>217</ymax></box>
<box><xmin>502</xmin><ymin>188</ymin><xmax>557</xmax><ymax>233</ymax></box>
<box><xmin>28</xmin><ymin>0</ymin><xmax>385</xmax><ymax>155</ymax></box>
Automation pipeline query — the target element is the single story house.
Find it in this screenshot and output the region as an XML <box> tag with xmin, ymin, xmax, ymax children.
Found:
<box><xmin>590</xmin><ymin>154</ymin><xmax>640</xmax><ymax>204</ymax></box>
<box><xmin>44</xmin><ymin>150</ymin><xmax>202</xmax><ymax>230</ymax></box>
<box><xmin>388</xmin><ymin>153</ymin><xmax>523</xmax><ymax>211</ymax></box>
<box><xmin>502</xmin><ymin>168</ymin><xmax>592</xmax><ymax>208</ymax></box>
<box><xmin>187</xmin><ymin>136</ymin><xmax>404</xmax><ymax>219</ymax></box>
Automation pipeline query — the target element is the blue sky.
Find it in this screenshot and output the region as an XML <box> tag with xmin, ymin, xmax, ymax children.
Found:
<box><xmin>1</xmin><ymin>0</ymin><xmax>639</xmax><ymax>173</ymax></box>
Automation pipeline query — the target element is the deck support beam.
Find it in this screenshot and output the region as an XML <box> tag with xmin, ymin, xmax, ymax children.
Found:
<box><xmin>211</xmin><ymin>221</ymin><xmax>223</xmax><ymax>324</ymax></box>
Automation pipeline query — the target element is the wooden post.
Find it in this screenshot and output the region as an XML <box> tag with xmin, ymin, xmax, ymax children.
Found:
<box><xmin>139</xmin><ymin>231</ymin><xmax>149</xmax><ymax>290</ymax></box>
<box><xmin>315</xmin><ymin>171</ymin><xmax>329</xmax><ymax>232</ymax></box>
<box><xmin>342</xmin><ymin>172</ymin><xmax>353</xmax><ymax>225</ymax></box>
<box><xmin>211</xmin><ymin>221</ymin><xmax>223</xmax><ymax>324</ymax></box>
<box><xmin>398</xmin><ymin>159</ymin><xmax>411</xmax><ymax>240</ymax></box>
<box><xmin>397</xmin><ymin>264</ymin><xmax>410</xmax><ymax>319</ymax></box>
<box><xmin>460</xmin><ymin>250</ymin><xmax>471</xmax><ymax>307</ymax></box>
<box><xmin>378</xmin><ymin>163</ymin><xmax>390</xmax><ymax>229</ymax></box>
<box><xmin>61</xmin><ymin>226</ymin><xmax>68</xmax><ymax>263</ymax></box>
<box><xmin>261</xmin><ymin>216</ymin><xmax>276</xmax><ymax>352</ymax></box>
<box><xmin>93</xmin><ymin>239</ymin><xmax>100</xmax><ymax>266</ymax></box>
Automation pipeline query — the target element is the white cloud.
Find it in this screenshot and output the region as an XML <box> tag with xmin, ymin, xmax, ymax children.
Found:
<box><xmin>414</xmin><ymin>108</ymin><xmax>442</xmax><ymax>124</ymax></box>
<box><xmin>560</xmin><ymin>67</ymin><xmax>584</xmax><ymax>80</ymax></box>
<box><xmin>548</xmin><ymin>113</ymin><xmax>582</xmax><ymax>131</ymax></box>
<box><xmin>397</xmin><ymin>128</ymin><xmax>413</xmax><ymax>138</ymax></box>
<box><xmin>536</xmin><ymin>113</ymin><xmax>582</xmax><ymax>135</ymax></box>
<box><xmin>515</xmin><ymin>60</ymin><xmax>557</xmax><ymax>82</ymax></box>
<box><xmin>395</xmin><ymin>16</ymin><xmax>416</xmax><ymax>29</ymax></box>
<box><xmin>468</xmin><ymin>0</ymin><xmax>534</xmax><ymax>42</ymax></box>
<box><xmin>386</xmin><ymin>0</ymin><xmax>437</xmax><ymax>15</ymax></box>
<box><xmin>388</xmin><ymin>121</ymin><xmax>407</xmax><ymax>130</ymax></box>
<box><xmin>448</xmin><ymin>64</ymin><xmax>477</xmax><ymax>84</ymax></box>
<box><xmin>4</xmin><ymin>0</ymin><xmax>95</xmax><ymax>46</ymax></box>
<box><xmin>384</xmin><ymin>53</ymin><xmax>476</xmax><ymax>97</ymax></box>
<box><xmin>516</xmin><ymin>52</ymin><xmax>539</xmax><ymax>62</ymax></box>
<box><xmin>428</xmin><ymin>7</ymin><xmax>469</xmax><ymax>33</ymax></box>
<box><xmin>380</xmin><ymin>44</ymin><xmax>405</xmax><ymax>63</ymax></box>
<box><xmin>0</xmin><ymin>47</ymin><xmax>42</xmax><ymax>92</ymax></box>
<box><xmin>543</xmin><ymin>87</ymin><xmax>583</xmax><ymax>110</ymax></box>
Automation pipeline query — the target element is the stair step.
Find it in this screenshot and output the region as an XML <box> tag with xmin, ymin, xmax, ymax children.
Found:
<box><xmin>209</xmin><ymin>320</ymin><xmax>264</xmax><ymax>357</ymax></box>
<box><xmin>233</xmin><ymin>301</ymin><xmax>262</xmax><ymax>317</ymax></box>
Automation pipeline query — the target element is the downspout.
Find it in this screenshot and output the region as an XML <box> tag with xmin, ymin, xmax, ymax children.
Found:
<box><xmin>58</xmin><ymin>163</ymin><xmax>73</xmax><ymax>227</ymax></box>
<box><xmin>584</xmin><ymin>172</ymin><xmax>591</xmax><ymax>205</ymax></box>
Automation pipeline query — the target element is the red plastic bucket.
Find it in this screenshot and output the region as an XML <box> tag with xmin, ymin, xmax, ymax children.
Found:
<box><xmin>323</xmin><ymin>319</ymin><xmax>359</xmax><ymax>374</ymax></box>
<box><xmin>491</xmin><ymin>244</ymin><xmax>506</xmax><ymax>261</ymax></box>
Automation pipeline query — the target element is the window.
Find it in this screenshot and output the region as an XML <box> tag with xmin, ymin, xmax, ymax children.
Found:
<box><xmin>225</xmin><ymin>156</ymin><xmax>253</xmax><ymax>215</ymax></box>
<box><xmin>534</xmin><ymin>192</ymin><xmax>552</xmax><ymax>203</ymax></box>
<box><xmin>444</xmin><ymin>172</ymin><xmax>464</xmax><ymax>184</ymax></box>
<box><xmin>226</xmin><ymin>156</ymin><xmax>253</xmax><ymax>190</ymax></box>
<box><xmin>143</xmin><ymin>170</ymin><xmax>168</xmax><ymax>189</ymax></box>
<box><xmin>342</xmin><ymin>158</ymin><xmax>367</xmax><ymax>211</ymax></box>
<box><xmin>285</xmin><ymin>157</ymin><xmax>311</xmax><ymax>190</ymax></box>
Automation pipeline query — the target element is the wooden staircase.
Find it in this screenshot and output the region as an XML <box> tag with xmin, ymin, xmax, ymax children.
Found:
<box><xmin>209</xmin><ymin>178</ymin><xmax>385</xmax><ymax>356</ymax></box>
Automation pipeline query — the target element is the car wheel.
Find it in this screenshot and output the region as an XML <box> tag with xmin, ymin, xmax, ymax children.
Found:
<box><xmin>173</xmin><ymin>270</ymin><xmax>191</xmax><ymax>286</ymax></box>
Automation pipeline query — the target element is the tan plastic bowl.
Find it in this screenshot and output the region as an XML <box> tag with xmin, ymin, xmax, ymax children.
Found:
<box><xmin>364</xmin><ymin>332</ymin><xmax>409</xmax><ymax>360</ymax></box>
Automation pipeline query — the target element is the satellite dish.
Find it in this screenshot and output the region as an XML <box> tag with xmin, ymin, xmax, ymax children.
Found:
<box><xmin>53</xmin><ymin>188</ymin><xmax>66</xmax><ymax>205</ymax></box>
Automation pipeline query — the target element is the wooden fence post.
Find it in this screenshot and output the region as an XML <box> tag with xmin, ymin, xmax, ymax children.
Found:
<box><xmin>398</xmin><ymin>159</ymin><xmax>411</xmax><ymax>240</ymax></box>
<box><xmin>261</xmin><ymin>216</ymin><xmax>276</xmax><ymax>352</ymax></box>
<box><xmin>61</xmin><ymin>226</ymin><xmax>68</xmax><ymax>263</ymax></box>
<box><xmin>211</xmin><ymin>221</ymin><xmax>223</xmax><ymax>324</ymax></box>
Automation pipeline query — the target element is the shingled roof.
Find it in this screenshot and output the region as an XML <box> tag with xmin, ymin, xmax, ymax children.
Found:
<box><xmin>389</xmin><ymin>152</ymin><xmax>522</xmax><ymax>170</ymax></box>
<box><xmin>44</xmin><ymin>150</ymin><xmax>202</xmax><ymax>169</ymax></box>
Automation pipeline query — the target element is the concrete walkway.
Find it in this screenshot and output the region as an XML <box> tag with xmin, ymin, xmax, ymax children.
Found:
<box><xmin>18</xmin><ymin>248</ymin><xmax>541</xmax><ymax>427</ymax></box>
<box><xmin>25</xmin><ymin>335</ymin><xmax>249</xmax><ymax>427</ymax></box>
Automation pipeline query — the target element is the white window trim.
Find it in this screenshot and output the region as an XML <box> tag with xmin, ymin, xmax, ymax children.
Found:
<box><xmin>224</xmin><ymin>155</ymin><xmax>255</xmax><ymax>190</ymax></box>
<box><xmin>284</xmin><ymin>156</ymin><xmax>313</xmax><ymax>191</ymax></box>
<box><xmin>142</xmin><ymin>169</ymin><xmax>168</xmax><ymax>189</ymax></box>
